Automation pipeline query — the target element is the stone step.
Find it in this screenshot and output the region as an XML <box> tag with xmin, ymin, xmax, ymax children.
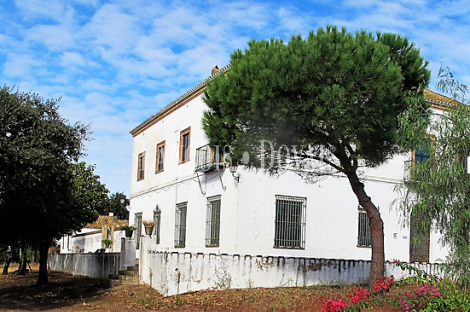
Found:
<box><xmin>109</xmin><ymin>274</ymin><xmax>120</xmax><ymax>280</ymax></box>
<box><xmin>118</xmin><ymin>270</ymin><xmax>137</xmax><ymax>276</ymax></box>
<box><xmin>109</xmin><ymin>278</ymin><xmax>122</xmax><ymax>288</ymax></box>
<box><xmin>127</xmin><ymin>265</ymin><xmax>138</xmax><ymax>272</ymax></box>
<box><xmin>121</xmin><ymin>275</ymin><xmax>138</xmax><ymax>285</ymax></box>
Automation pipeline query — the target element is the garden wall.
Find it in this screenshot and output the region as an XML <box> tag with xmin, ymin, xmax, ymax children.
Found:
<box><xmin>140</xmin><ymin>237</ymin><xmax>445</xmax><ymax>296</ymax></box>
<box><xmin>48</xmin><ymin>252</ymin><xmax>121</xmax><ymax>279</ymax></box>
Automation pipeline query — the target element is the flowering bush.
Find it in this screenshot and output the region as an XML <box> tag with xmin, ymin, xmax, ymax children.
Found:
<box><xmin>320</xmin><ymin>298</ymin><xmax>348</xmax><ymax>312</ymax></box>
<box><xmin>398</xmin><ymin>282</ymin><xmax>442</xmax><ymax>311</ymax></box>
<box><xmin>372</xmin><ymin>275</ymin><xmax>395</xmax><ymax>292</ymax></box>
<box><xmin>348</xmin><ymin>286</ymin><xmax>371</xmax><ymax>304</ymax></box>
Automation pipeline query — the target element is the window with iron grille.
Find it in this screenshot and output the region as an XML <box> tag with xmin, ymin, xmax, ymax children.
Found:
<box><xmin>156</xmin><ymin>141</ymin><xmax>165</xmax><ymax>173</ymax></box>
<box><xmin>274</xmin><ymin>195</ymin><xmax>306</xmax><ymax>249</ymax></box>
<box><xmin>357</xmin><ymin>206</ymin><xmax>372</xmax><ymax>247</ymax></box>
<box><xmin>137</xmin><ymin>152</ymin><xmax>145</xmax><ymax>181</ymax></box>
<box><xmin>206</xmin><ymin>196</ymin><xmax>221</xmax><ymax>247</ymax></box>
<box><xmin>134</xmin><ymin>212</ymin><xmax>142</xmax><ymax>249</ymax></box>
<box><xmin>174</xmin><ymin>202</ymin><xmax>187</xmax><ymax>248</ymax></box>
<box><xmin>153</xmin><ymin>206</ymin><xmax>161</xmax><ymax>244</ymax></box>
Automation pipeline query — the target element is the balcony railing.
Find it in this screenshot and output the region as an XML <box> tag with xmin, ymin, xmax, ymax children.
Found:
<box><xmin>195</xmin><ymin>144</ymin><xmax>225</xmax><ymax>172</ymax></box>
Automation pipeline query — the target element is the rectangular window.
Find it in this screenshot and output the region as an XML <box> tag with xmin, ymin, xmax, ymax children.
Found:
<box><xmin>206</xmin><ymin>196</ymin><xmax>221</xmax><ymax>247</ymax></box>
<box><xmin>174</xmin><ymin>202</ymin><xmax>187</xmax><ymax>248</ymax></box>
<box><xmin>274</xmin><ymin>195</ymin><xmax>306</xmax><ymax>249</ymax></box>
<box><xmin>357</xmin><ymin>206</ymin><xmax>372</xmax><ymax>247</ymax></box>
<box><xmin>415</xmin><ymin>141</ymin><xmax>430</xmax><ymax>163</ymax></box>
<box><xmin>137</xmin><ymin>152</ymin><xmax>145</xmax><ymax>181</ymax></box>
<box><xmin>179</xmin><ymin>127</ymin><xmax>191</xmax><ymax>163</ymax></box>
<box><xmin>156</xmin><ymin>141</ymin><xmax>165</xmax><ymax>173</ymax></box>
<box><xmin>134</xmin><ymin>213</ymin><xmax>142</xmax><ymax>249</ymax></box>
<box><xmin>410</xmin><ymin>213</ymin><xmax>430</xmax><ymax>262</ymax></box>
<box><xmin>153</xmin><ymin>206</ymin><xmax>161</xmax><ymax>244</ymax></box>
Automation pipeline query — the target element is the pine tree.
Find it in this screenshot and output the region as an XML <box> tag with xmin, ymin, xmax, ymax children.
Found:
<box><xmin>203</xmin><ymin>26</ymin><xmax>430</xmax><ymax>283</ymax></box>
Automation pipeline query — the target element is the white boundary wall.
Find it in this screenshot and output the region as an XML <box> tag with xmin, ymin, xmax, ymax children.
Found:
<box><xmin>48</xmin><ymin>253</ymin><xmax>121</xmax><ymax>279</ymax></box>
<box><xmin>139</xmin><ymin>237</ymin><xmax>444</xmax><ymax>296</ymax></box>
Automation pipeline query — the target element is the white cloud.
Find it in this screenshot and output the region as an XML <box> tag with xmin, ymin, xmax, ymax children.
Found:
<box><xmin>2</xmin><ymin>0</ymin><xmax>470</xmax><ymax>196</ymax></box>
<box><xmin>3</xmin><ymin>53</ymin><xmax>39</xmax><ymax>78</ymax></box>
<box><xmin>60</xmin><ymin>52</ymin><xmax>86</xmax><ymax>67</ymax></box>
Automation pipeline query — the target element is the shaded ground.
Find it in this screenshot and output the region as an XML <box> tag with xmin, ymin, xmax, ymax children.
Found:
<box><xmin>0</xmin><ymin>263</ymin><xmax>412</xmax><ymax>311</ymax></box>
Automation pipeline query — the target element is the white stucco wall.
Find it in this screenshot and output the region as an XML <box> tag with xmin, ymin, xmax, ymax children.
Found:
<box><xmin>129</xmin><ymin>92</ymin><xmax>448</xmax><ymax>263</ymax></box>
<box><xmin>139</xmin><ymin>238</ymin><xmax>446</xmax><ymax>296</ymax></box>
<box><xmin>60</xmin><ymin>229</ymin><xmax>126</xmax><ymax>254</ymax></box>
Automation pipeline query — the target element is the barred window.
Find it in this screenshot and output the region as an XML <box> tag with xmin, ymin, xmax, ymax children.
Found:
<box><xmin>174</xmin><ymin>202</ymin><xmax>187</xmax><ymax>248</ymax></box>
<box><xmin>134</xmin><ymin>212</ymin><xmax>142</xmax><ymax>249</ymax></box>
<box><xmin>206</xmin><ymin>196</ymin><xmax>221</xmax><ymax>247</ymax></box>
<box><xmin>153</xmin><ymin>206</ymin><xmax>161</xmax><ymax>244</ymax></box>
<box><xmin>274</xmin><ymin>195</ymin><xmax>306</xmax><ymax>249</ymax></box>
<box><xmin>357</xmin><ymin>206</ymin><xmax>372</xmax><ymax>247</ymax></box>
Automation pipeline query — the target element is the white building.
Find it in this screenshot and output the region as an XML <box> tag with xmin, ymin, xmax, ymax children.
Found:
<box><xmin>128</xmin><ymin>67</ymin><xmax>450</xmax><ymax>295</ymax></box>
<box><xmin>59</xmin><ymin>214</ymin><xmax>128</xmax><ymax>254</ymax></box>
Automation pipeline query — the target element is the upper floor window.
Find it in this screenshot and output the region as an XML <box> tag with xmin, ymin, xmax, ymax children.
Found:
<box><xmin>415</xmin><ymin>141</ymin><xmax>430</xmax><ymax>163</ymax></box>
<box><xmin>274</xmin><ymin>195</ymin><xmax>306</xmax><ymax>249</ymax></box>
<box><xmin>156</xmin><ymin>141</ymin><xmax>165</xmax><ymax>173</ymax></box>
<box><xmin>179</xmin><ymin>127</ymin><xmax>191</xmax><ymax>164</ymax></box>
<box><xmin>137</xmin><ymin>152</ymin><xmax>145</xmax><ymax>181</ymax></box>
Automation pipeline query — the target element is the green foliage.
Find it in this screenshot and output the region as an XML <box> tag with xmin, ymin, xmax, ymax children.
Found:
<box><xmin>0</xmin><ymin>86</ymin><xmax>107</xmax><ymax>284</ymax></box>
<box><xmin>102</xmin><ymin>191</ymin><xmax>130</xmax><ymax>220</ymax></box>
<box><xmin>68</xmin><ymin>162</ymin><xmax>109</xmax><ymax>228</ymax></box>
<box><xmin>0</xmin><ymin>86</ymin><xmax>89</xmax><ymax>247</ymax></box>
<box><xmin>393</xmin><ymin>260</ymin><xmax>470</xmax><ymax>311</ymax></box>
<box><xmin>396</xmin><ymin>67</ymin><xmax>470</xmax><ymax>289</ymax></box>
<box><xmin>203</xmin><ymin>25</ymin><xmax>430</xmax><ymax>284</ymax></box>
<box><xmin>203</xmin><ymin>25</ymin><xmax>430</xmax><ymax>175</ymax></box>
<box><xmin>101</xmin><ymin>239</ymin><xmax>112</xmax><ymax>248</ymax></box>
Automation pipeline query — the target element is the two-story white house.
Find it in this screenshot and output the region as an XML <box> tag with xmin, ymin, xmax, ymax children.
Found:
<box><xmin>128</xmin><ymin>66</ymin><xmax>450</xmax><ymax>295</ymax></box>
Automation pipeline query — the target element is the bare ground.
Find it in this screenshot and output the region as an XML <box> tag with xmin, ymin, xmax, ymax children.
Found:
<box><xmin>0</xmin><ymin>263</ymin><xmax>411</xmax><ymax>311</ymax></box>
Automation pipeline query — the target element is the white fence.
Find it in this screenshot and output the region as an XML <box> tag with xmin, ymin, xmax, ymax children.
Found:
<box><xmin>48</xmin><ymin>252</ymin><xmax>121</xmax><ymax>279</ymax></box>
<box><xmin>140</xmin><ymin>238</ymin><xmax>444</xmax><ymax>296</ymax></box>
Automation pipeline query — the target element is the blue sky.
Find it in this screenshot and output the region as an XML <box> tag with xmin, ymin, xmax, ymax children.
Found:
<box><xmin>1</xmin><ymin>0</ymin><xmax>469</xmax><ymax>196</ymax></box>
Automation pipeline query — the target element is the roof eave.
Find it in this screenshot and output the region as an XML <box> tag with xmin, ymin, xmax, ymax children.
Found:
<box><xmin>129</xmin><ymin>64</ymin><xmax>231</xmax><ymax>136</ymax></box>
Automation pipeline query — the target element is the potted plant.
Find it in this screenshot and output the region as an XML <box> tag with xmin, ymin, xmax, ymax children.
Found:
<box><xmin>121</xmin><ymin>225</ymin><xmax>136</xmax><ymax>238</ymax></box>
<box><xmin>102</xmin><ymin>239</ymin><xmax>112</xmax><ymax>249</ymax></box>
<box><xmin>143</xmin><ymin>220</ymin><xmax>156</xmax><ymax>236</ymax></box>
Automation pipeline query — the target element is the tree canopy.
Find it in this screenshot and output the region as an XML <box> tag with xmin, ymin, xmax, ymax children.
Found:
<box><xmin>0</xmin><ymin>86</ymin><xmax>107</xmax><ymax>284</ymax></box>
<box><xmin>103</xmin><ymin>191</ymin><xmax>130</xmax><ymax>220</ymax></box>
<box><xmin>203</xmin><ymin>26</ymin><xmax>430</xmax><ymax>283</ymax></box>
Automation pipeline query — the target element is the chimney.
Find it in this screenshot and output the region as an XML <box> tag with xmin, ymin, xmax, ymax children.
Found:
<box><xmin>211</xmin><ymin>65</ymin><xmax>220</xmax><ymax>76</ymax></box>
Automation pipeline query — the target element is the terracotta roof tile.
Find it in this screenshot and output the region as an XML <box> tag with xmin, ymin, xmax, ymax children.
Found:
<box><xmin>424</xmin><ymin>89</ymin><xmax>459</xmax><ymax>107</ymax></box>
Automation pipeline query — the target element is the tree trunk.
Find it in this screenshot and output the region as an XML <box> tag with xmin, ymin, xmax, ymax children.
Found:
<box><xmin>2</xmin><ymin>254</ymin><xmax>12</xmax><ymax>275</ymax></box>
<box><xmin>17</xmin><ymin>245</ymin><xmax>27</xmax><ymax>275</ymax></box>
<box><xmin>36</xmin><ymin>242</ymin><xmax>48</xmax><ymax>286</ymax></box>
<box><xmin>346</xmin><ymin>171</ymin><xmax>385</xmax><ymax>284</ymax></box>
